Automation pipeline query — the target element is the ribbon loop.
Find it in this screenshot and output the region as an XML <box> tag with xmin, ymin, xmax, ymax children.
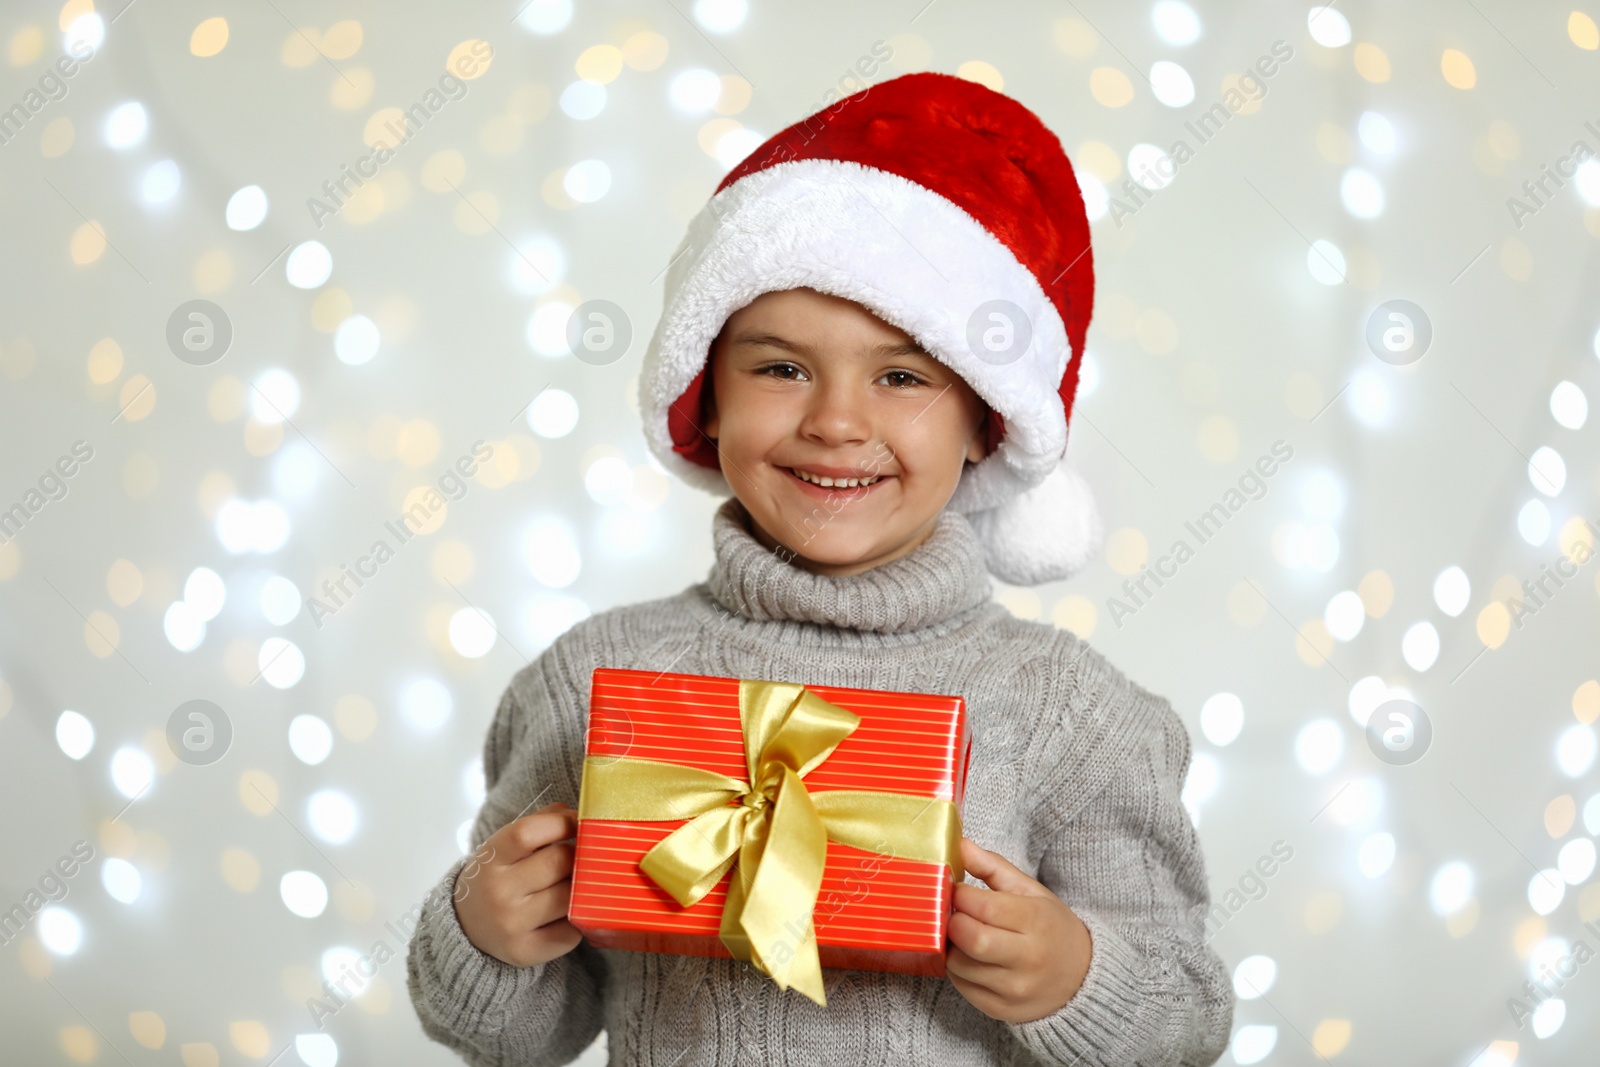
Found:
<box><xmin>577</xmin><ymin>680</ymin><xmax>963</xmax><ymax>1006</ymax></box>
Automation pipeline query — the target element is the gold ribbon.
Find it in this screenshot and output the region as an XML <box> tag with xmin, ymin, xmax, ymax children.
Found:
<box><xmin>577</xmin><ymin>679</ymin><xmax>964</xmax><ymax>1006</ymax></box>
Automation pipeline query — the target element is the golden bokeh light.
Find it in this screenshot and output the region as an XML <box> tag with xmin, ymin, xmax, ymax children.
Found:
<box><xmin>189</xmin><ymin>16</ymin><xmax>228</xmax><ymax>57</ymax></box>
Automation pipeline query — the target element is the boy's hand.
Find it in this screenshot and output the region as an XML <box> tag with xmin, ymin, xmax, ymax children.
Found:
<box><xmin>454</xmin><ymin>801</ymin><xmax>584</xmax><ymax>968</ymax></box>
<box><xmin>947</xmin><ymin>837</ymin><xmax>1093</xmax><ymax>1024</ymax></box>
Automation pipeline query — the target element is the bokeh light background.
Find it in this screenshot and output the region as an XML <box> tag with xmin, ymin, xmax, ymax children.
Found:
<box><xmin>1</xmin><ymin>0</ymin><xmax>1599</xmax><ymax>1064</ymax></box>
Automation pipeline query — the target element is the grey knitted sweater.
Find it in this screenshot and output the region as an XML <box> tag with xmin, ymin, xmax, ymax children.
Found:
<box><xmin>406</xmin><ymin>497</ymin><xmax>1234</xmax><ymax>1066</ymax></box>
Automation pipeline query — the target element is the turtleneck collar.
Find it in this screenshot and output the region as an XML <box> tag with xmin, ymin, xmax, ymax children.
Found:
<box><xmin>704</xmin><ymin>497</ymin><xmax>995</xmax><ymax>635</ymax></box>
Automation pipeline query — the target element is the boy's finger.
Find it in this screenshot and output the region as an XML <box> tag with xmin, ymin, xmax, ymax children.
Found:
<box><xmin>492</xmin><ymin>804</ymin><xmax>578</xmax><ymax>862</ymax></box>
<box><xmin>959</xmin><ymin>838</ymin><xmax>1049</xmax><ymax>899</ymax></box>
<box><xmin>953</xmin><ymin>881</ymin><xmax>1032</xmax><ymax>934</ymax></box>
<box><xmin>947</xmin><ymin>907</ymin><xmax>1026</xmax><ymax>967</ymax></box>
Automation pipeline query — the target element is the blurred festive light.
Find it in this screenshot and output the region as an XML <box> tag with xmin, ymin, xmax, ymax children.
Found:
<box><xmin>1533</xmin><ymin>998</ymin><xmax>1566</xmax><ymax>1038</ymax></box>
<box><xmin>1339</xmin><ymin>168</ymin><xmax>1384</xmax><ymax>217</ymax></box>
<box><xmin>1233</xmin><ymin>956</ymin><xmax>1277</xmax><ymax>999</ymax></box>
<box><xmin>1149</xmin><ymin>61</ymin><xmax>1195</xmax><ymax>107</ymax></box>
<box><xmin>559</xmin><ymin>79</ymin><xmax>606</xmax><ymax>120</ymax></box>
<box><xmin>104</xmin><ymin>102</ymin><xmax>148</xmax><ymax>149</ymax></box>
<box><xmin>307</xmin><ymin>789</ymin><xmax>360</xmax><ymax>845</ymax></box>
<box><xmin>280</xmin><ymin>870</ymin><xmax>329</xmax><ymax>918</ymax></box>
<box><xmin>216</xmin><ymin>499</ymin><xmax>292</xmax><ymax>554</ymax></box>
<box><xmin>1428</xmin><ymin>861</ymin><xmax>1473</xmax><ymax>916</ymax></box>
<box><xmin>250</xmin><ymin>368</ymin><xmax>301</xmax><ymax>423</ymax></box>
<box><xmin>1231</xmin><ymin>1025</ymin><xmax>1278</xmax><ymax>1065</ymax></box>
<box><xmin>140</xmin><ymin>160</ymin><xmax>182</xmax><ymax>205</ymax></box>
<box><xmin>1528</xmin><ymin>870</ymin><xmax>1565</xmax><ymax>915</ymax></box>
<box><xmin>1346</xmin><ymin>367</ymin><xmax>1392</xmax><ymax>427</ymax></box>
<box><xmin>1433</xmin><ymin>567</ymin><xmax>1471</xmax><ymax>617</ymax></box>
<box><xmin>288</xmin><ymin>715</ymin><xmax>333</xmax><ymax>765</ymax></box>
<box><xmin>1357</xmin><ymin>111</ymin><xmax>1397</xmax><ymax>154</ymax></box>
<box><xmin>585</xmin><ymin>456</ymin><xmax>633</xmax><ymax>506</ymax></box>
<box><xmin>526</xmin><ymin>301</ymin><xmax>575</xmax><ymax>356</ymax></box>
<box><xmin>1558</xmin><ymin>838</ymin><xmax>1595</xmax><ymax>884</ymax></box>
<box><xmin>1078</xmin><ymin>173</ymin><xmax>1109</xmax><ymax>221</ymax></box>
<box><xmin>258</xmin><ymin>638</ymin><xmax>306</xmax><ymax>689</ymax></box>
<box><xmin>111</xmin><ymin>745</ymin><xmax>153</xmax><ymax>799</ymax></box>
<box><xmin>1181</xmin><ymin>751</ymin><xmax>1218</xmax><ymax>824</ymax></box>
<box><xmin>1328</xmin><ymin>778</ymin><xmax>1383</xmax><ymax>827</ymax></box>
<box><xmin>1529</xmin><ymin>936</ymin><xmax>1569</xmax><ymax>982</ymax></box>
<box><xmin>448</xmin><ymin>607</ymin><xmax>498</xmax><ymax>658</ymax></box>
<box><xmin>527</xmin><ymin>388</ymin><xmax>580</xmax><ymax>438</ymax></box>
<box><xmin>668</xmin><ymin>68</ymin><xmax>722</xmax><ymax>113</ymax></box>
<box><xmin>1294</xmin><ymin>718</ymin><xmax>1343</xmax><ymax>775</ymax></box>
<box><xmin>286</xmin><ymin>240</ymin><xmax>333</xmax><ymax>289</ymax></box>
<box><xmin>508</xmin><ymin>236</ymin><xmax>567</xmax><ymax>295</ymax></box>
<box><xmin>1128</xmin><ymin>143</ymin><xmax>1175</xmax><ymax>190</ymax></box>
<box><xmin>101</xmin><ymin>857</ymin><xmax>141</xmax><ymax>904</ymax></box>
<box><xmin>1550</xmin><ymin>381</ymin><xmax>1587</xmax><ymax>428</ymax></box>
<box><xmin>270</xmin><ymin>441</ymin><xmax>321</xmax><ymax>500</ymax></box>
<box><xmin>163</xmin><ymin>600</ymin><xmax>206</xmax><ymax>652</ymax></box>
<box><xmin>1528</xmin><ymin>446</ymin><xmax>1566</xmax><ymax>496</ymax></box>
<box><xmin>1151</xmin><ymin>1</ymin><xmax>1202</xmax><ymax>45</ymax></box>
<box><xmin>1585</xmin><ymin>793</ymin><xmax>1600</xmax><ymax>834</ymax></box>
<box><xmin>334</xmin><ymin>315</ymin><xmax>380</xmax><ymax>366</ymax></box>
<box><xmin>1199</xmin><ymin>692</ymin><xmax>1243</xmax><ymax>746</ymax></box>
<box><xmin>1325</xmin><ymin>591</ymin><xmax>1365</xmax><ymax>641</ymax></box>
<box><xmin>715</xmin><ymin>128</ymin><xmax>764</xmax><ymax>168</ymax></box>
<box><xmin>1307</xmin><ymin>239</ymin><xmax>1346</xmax><ymax>285</ymax></box>
<box><xmin>1298</xmin><ymin>468</ymin><xmax>1346</xmax><ymax>521</ymax></box>
<box><xmin>38</xmin><ymin>907</ymin><xmax>83</xmax><ymax>955</ymax></box>
<box><xmin>1357</xmin><ymin>832</ymin><xmax>1395</xmax><ymax>878</ymax></box>
<box><xmin>1300</xmin><ymin>524</ymin><xmax>1341</xmax><ymax>571</ymax></box>
<box><xmin>1557</xmin><ymin>725</ymin><xmax>1597</xmax><ymax>777</ymax></box>
<box><xmin>1307</xmin><ymin>6</ymin><xmax>1351</xmax><ymax>47</ymax></box>
<box><xmin>1518</xmin><ymin>499</ymin><xmax>1551</xmax><ymax>546</ymax></box>
<box><xmin>184</xmin><ymin>567</ymin><xmax>226</xmax><ymax>621</ymax></box>
<box><xmin>226</xmin><ymin>185</ymin><xmax>269</xmax><ymax>230</ymax></box>
<box><xmin>64</xmin><ymin>12</ymin><xmax>104</xmax><ymax>53</ymax></box>
<box><xmin>260</xmin><ymin>576</ymin><xmax>302</xmax><ymax>625</ymax></box>
<box><xmin>515</xmin><ymin>0</ymin><xmax>572</xmax><ymax>34</ymax></box>
<box><xmin>694</xmin><ymin>0</ymin><xmax>748</xmax><ymax>33</ymax></box>
<box><xmin>401</xmin><ymin>677</ymin><xmax>453</xmax><ymax>734</ymax></box>
<box><xmin>294</xmin><ymin>1033</ymin><xmax>339</xmax><ymax>1067</ymax></box>
<box><xmin>57</xmin><ymin>710</ymin><xmax>95</xmax><ymax>760</ymax></box>
<box><xmin>1077</xmin><ymin>353</ymin><xmax>1101</xmax><ymax>396</ymax></box>
<box><xmin>320</xmin><ymin>946</ymin><xmax>364</xmax><ymax>989</ymax></box>
<box><xmin>1401</xmin><ymin>622</ymin><xmax>1440</xmax><ymax>672</ymax></box>
<box><xmin>563</xmin><ymin>160</ymin><xmax>611</xmax><ymax>202</ymax></box>
<box><xmin>526</xmin><ymin>516</ymin><xmax>582</xmax><ymax>587</ymax></box>
<box><xmin>462</xmin><ymin>758</ymin><xmax>486</xmax><ymax>805</ymax></box>
<box><xmin>1347</xmin><ymin>676</ymin><xmax>1394</xmax><ymax>727</ymax></box>
<box><xmin>1576</xmin><ymin>159</ymin><xmax>1600</xmax><ymax>206</ymax></box>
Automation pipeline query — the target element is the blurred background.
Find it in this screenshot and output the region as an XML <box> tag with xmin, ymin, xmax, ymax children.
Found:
<box><xmin>1</xmin><ymin>0</ymin><xmax>1598</xmax><ymax>1064</ymax></box>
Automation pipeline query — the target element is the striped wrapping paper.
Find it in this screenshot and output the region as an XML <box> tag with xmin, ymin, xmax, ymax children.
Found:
<box><xmin>568</xmin><ymin>667</ymin><xmax>971</xmax><ymax>978</ymax></box>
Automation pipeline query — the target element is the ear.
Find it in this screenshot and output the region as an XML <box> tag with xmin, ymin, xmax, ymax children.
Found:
<box><xmin>964</xmin><ymin>407</ymin><xmax>989</xmax><ymax>464</ymax></box>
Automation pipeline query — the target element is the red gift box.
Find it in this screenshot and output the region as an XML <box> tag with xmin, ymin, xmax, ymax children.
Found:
<box><xmin>568</xmin><ymin>667</ymin><xmax>971</xmax><ymax>982</ymax></box>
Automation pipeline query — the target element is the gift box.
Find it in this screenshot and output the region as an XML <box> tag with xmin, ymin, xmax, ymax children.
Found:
<box><xmin>568</xmin><ymin>667</ymin><xmax>971</xmax><ymax>1006</ymax></box>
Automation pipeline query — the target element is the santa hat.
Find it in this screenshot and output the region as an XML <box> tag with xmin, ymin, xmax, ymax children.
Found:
<box><xmin>638</xmin><ymin>71</ymin><xmax>1103</xmax><ymax>586</ymax></box>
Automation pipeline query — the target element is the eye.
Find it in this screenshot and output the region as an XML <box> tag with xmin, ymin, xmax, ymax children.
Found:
<box><xmin>879</xmin><ymin>369</ymin><xmax>926</xmax><ymax>389</ymax></box>
<box><xmin>756</xmin><ymin>362</ymin><xmax>807</xmax><ymax>381</ymax></box>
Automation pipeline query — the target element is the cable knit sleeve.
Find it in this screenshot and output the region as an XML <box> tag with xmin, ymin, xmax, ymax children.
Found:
<box><xmin>406</xmin><ymin>641</ymin><xmax>607</xmax><ymax>1067</ymax></box>
<box><xmin>1005</xmin><ymin>644</ymin><xmax>1234</xmax><ymax>1066</ymax></box>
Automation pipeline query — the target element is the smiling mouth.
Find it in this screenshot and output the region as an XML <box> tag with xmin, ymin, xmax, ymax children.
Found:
<box><xmin>781</xmin><ymin>466</ymin><xmax>891</xmax><ymax>494</ymax></box>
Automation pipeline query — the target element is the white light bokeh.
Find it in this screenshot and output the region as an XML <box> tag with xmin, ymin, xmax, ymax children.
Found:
<box><xmin>1557</xmin><ymin>725</ymin><xmax>1597</xmax><ymax>777</ymax></box>
<box><xmin>39</xmin><ymin>907</ymin><xmax>83</xmax><ymax>955</ymax></box>
<box><xmin>1528</xmin><ymin>446</ymin><xmax>1566</xmax><ymax>496</ymax></box>
<box><xmin>1550</xmin><ymin>380</ymin><xmax>1588</xmax><ymax>429</ymax></box>
<box><xmin>401</xmin><ymin>677</ymin><xmax>453</xmax><ymax>734</ymax></box>
<box><xmin>526</xmin><ymin>301</ymin><xmax>575</xmax><ymax>357</ymax></box>
<box><xmin>668</xmin><ymin>68</ymin><xmax>722</xmax><ymax>113</ymax></box>
<box><xmin>1294</xmin><ymin>718</ymin><xmax>1343</xmax><ymax>775</ymax></box>
<box><xmin>1357</xmin><ymin>832</ymin><xmax>1396</xmax><ymax>878</ymax></box>
<box><xmin>1324</xmin><ymin>590</ymin><xmax>1365</xmax><ymax>641</ymax></box>
<box><xmin>1149</xmin><ymin>61</ymin><xmax>1195</xmax><ymax>107</ymax></box>
<box><xmin>516</xmin><ymin>0</ymin><xmax>572</xmax><ymax>34</ymax></box>
<box><xmin>1232</xmin><ymin>955</ymin><xmax>1277</xmax><ymax>1000</ymax></box>
<box><xmin>258</xmin><ymin>637</ymin><xmax>306</xmax><ymax>689</ymax></box>
<box><xmin>527</xmin><ymin>388</ymin><xmax>580</xmax><ymax>438</ymax></box>
<box><xmin>563</xmin><ymin>160</ymin><xmax>612</xmax><ymax>203</ymax></box>
<box><xmin>57</xmin><ymin>710</ymin><xmax>95</xmax><ymax>760</ymax></box>
<box><xmin>334</xmin><ymin>315</ymin><xmax>380</xmax><ymax>366</ymax></box>
<box><xmin>286</xmin><ymin>240</ymin><xmax>333</xmax><ymax>289</ymax></box>
<box><xmin>1518</xmin><ymin>498</ymin><xmax>1551</xmax><ymax>546</ymax></box>
<box><xmin>184</xmin><ymin>567</ymin><xmax>226</xmax><ymax>621</ymax></box>
<box><xmin>104</xmin><ymin>101</ymin><xmax>147</xmax><ymax>149</ymax></box>
<box><xmin>449</xmin><ymin>607</ymin><xmax>498</xmax><ymax>659</ymax></box>
<box><xmin>508</xmin><ymin>236</ymin><xmax>567</xmax><ymax>296</ymax></box>
<box><xmin>1308</xmin><ymin>5</ymin><xmax>1352</xmax><ymax>47</ymax></box>
<box><xmin>1199</xmin><ymin>692</ymin><xmax>1243</xmax><ymax>746</ymax></box>
<box><xmin>1231</xmin><ymin>1025</ymin><xmax>1278</xmax><ymax>1065</ymax></box>
<box><xmin>1307</xmin><ymin>239</ymin><xmax>1347</xmax><ymax>285</ymax></box>
<box><xmin>1128</xmin><ymin>143</ymin><xmax>1176</xmax><ymax>191</ymax></box>
<box><xmin>294</xmin><ymin>1033</ymin><xmax>340</xmax><ymax>1067</ymax></box>
<box><xmin>1346</xmin><ymin>367</ymin><xmax>1392</xmax><ymax>427</ymax></box>
<box><xmin>110</xmin><ymin>745</ymin><xmax>153</xmax><ymax>799</ymax></box>
<box><xmin>288</xmin><ymin>714</ymin><xmax>334</xmax><ymax>765</ymax></box>
<box><xmin>280</xmin><ymin>870</ymin><xmax>329</xmax><ymax>918</ymax></box>
<box><xmin>1151</xmin><ymin>1</ymin><xmax>1202</xmax><ymax>45</ymax></box>
<box><xmin>1528</xmin><ymin>870</ymin><xmax>1565</xmax><ymax>915</ymax></box>
<box><xmin>1400</xmin><ymin>622</ymin><xmax>1440</xmax><ymax>672</ymax></box>
<box><xmin>560</xmin><ymin>79</ymin><xmax>607</xmax><ymax>120</ymax></box>
<box><xmin>1533</xmin><ymin>998</ymin><xmax>1566</xmax><ymax>1039</ymax></box>
<box><xmin>101</xmin><ymin>857</ymin><xmax>141</xmax><ymax>904</ymax></box>
<box><xmin>1429</xmin><ymin>860</ymin><xmax>1473</xmax><ymax>916</ymax></box>
<box><xmin>1357</xmin><ymin>111</ymin><xmax>1397</xmax><ymax>154</ymax></box>
<box><xmin>307</xmin><ymin>789</ymin><xmax>360</xmax><ymax>845</ymax></box>
<box><xmin>216</xmin><ymin>499</ymin><xmax>292</xmax><ymax>554</ymax></box>
<box><xmin>140</xmin><ymin>160</ymin><xmax>182</xmax><ymax>205</ymax></box>
<box><xmin>694</xmin><ymin>0</ymin><xmax>748</xmax><ymax>33</ymax></box>
<box><xmin>1433</xmin><ymin>566</ymin><xmax>1470</xmax><ymax>617</ymax></box>
<box><xmin>163</xmin><ymin>600</ymin><xmax>206</xmax><ymax>652</ymax></box>
<box><xmin>526</xmin><ymin>516</ymin><xmax>583</xmax><ymax>587</ymax></box>
<box><xmin>1557</xmin><ymin>838</ymin><xmax>1595</xmax><ymax>884</ymax></box>
<box><xmin>226</xmin><ymin>185</ymin><xmax>269</xmax><ymax>230</ymax></box>
<box><xmin>250</xmin><ymin>368</ymin><xmax>301</xmax><ymax>424</ymax></box>
<box><xmin>260</xmin><ymin>575</ymin><xmax>302</xmax><ymax>625</ymax></box>
<box><xmin>1340</xmin><ymin>167</ymin><xmax>1384</xmax><ymax>218</ymax></box>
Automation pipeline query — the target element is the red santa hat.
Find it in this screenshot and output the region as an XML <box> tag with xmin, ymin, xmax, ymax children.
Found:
<box><xmin>638</xmin><ymin>71</ymin><xmax>1103</xmax><ymax>586</ymax></box>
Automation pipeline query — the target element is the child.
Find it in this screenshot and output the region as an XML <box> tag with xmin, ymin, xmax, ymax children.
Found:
<box><xmin>408</xmin><ymin>72</ymin><xmax>1233</xmax><ymax>1065</ymax></box>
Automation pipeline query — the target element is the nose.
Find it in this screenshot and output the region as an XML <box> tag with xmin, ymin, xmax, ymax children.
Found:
<box><xmin>796</xmin><ymin>374</ymin><xmax>871</xmax><ymax>448</ymax></box>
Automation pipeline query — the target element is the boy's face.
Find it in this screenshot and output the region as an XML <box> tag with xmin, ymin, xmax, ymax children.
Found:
<box><xmin>703</xmin><ymin>287</ymin><xmax>989</xmax><ymax>577</ymax></box>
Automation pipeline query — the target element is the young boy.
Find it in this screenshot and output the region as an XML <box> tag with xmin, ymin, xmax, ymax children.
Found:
<box><xmin>408</xmin><ymin>72</ymin><xmax>1233</xmax><ymax>1065</ymax></box>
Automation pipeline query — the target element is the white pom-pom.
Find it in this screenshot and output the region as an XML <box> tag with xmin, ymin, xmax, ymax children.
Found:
<box><xmin>965</xmin><ymin>458</ymin><xmax>1103</xmax><ymax>586</ymax></box>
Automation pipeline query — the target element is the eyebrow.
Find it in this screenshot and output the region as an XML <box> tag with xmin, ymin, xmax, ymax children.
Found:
<box><xmin>729</xmin><ymin>332</ymin><xmax>931</xmax><ymax>360</ymax></box>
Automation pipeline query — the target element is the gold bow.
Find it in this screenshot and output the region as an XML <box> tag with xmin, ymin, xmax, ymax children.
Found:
<box><xmin>576</xmin><ymin>679</ymin><xmax>964</xmax><ymax>1006</ymax></box>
